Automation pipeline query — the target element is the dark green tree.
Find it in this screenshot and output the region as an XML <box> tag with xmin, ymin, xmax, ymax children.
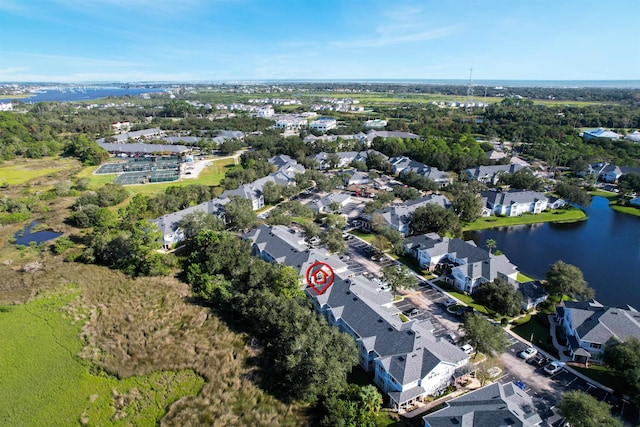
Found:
<box><xmin>555</xmin><ymin>182</ymin><xmax>592</xmax><ymax>207</ymax></box>
<box><xmin>410</xmin><ymin>203</ymin><xmax>461</xmax><ymax>237</ymax></box>
<box><xmin>603</xmin><ymin>337</ymin><xmax>640</xmax><ymax>403</ymax></box>
<box><xmin>459</xmin><ymin>313</ymin><xmax>509</xmax><ymax>358</ymax></box>
<box><xmin>545</xmin><ymin>260</ymin><xmax>594</xmax><ymax>300</ymax></box>
<box><xmin>262</xmin><ymin>181</ymin><xmax>283</xmax><ymax>205</ymax></box>
<box><xmin>381</xmin><ymin>264</ymin><xmax>418</xmax><ymax>296</ymax></box>
<box><xmin>223</xmin><ymin>196</ymin><xmax>258</xmax><ymax>232</ymax></box>
<box><xmin>558</xmin><ymin>390</ymin><xmax>622</xmax><ymax>427</ymax></box>
<box><xmin>452</xmin><ymin>191</ymin><xmax>483</xmax><ymax>223</ymax></box>
<box><xmin>473</xmin><ymin>278</ymin><xmax>522</xmax><ymax>317</ymax></box>
<box><xmin>179</xmin><ymin>210</ymin><xmax>225</xmax><ymax>238</ymax></box>
<box><xmin>321</xmin><ymin>228</ymin><xmax>346</xmax><ymax>254</ymax></box>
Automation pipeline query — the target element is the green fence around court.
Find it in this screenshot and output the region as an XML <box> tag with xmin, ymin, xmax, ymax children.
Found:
<box><xmin>95</xmin><ymin>164</ymin><xmax>126</xmax><ymax>174</ymax></box>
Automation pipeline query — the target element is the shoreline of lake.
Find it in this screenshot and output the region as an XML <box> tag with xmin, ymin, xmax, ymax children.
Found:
<box><xmin>464</xmin><ymin>197</ymin><xmax>640</xmax><ymax>309</ymax></box>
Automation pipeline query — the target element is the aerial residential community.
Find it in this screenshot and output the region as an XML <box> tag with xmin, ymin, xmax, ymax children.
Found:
<box><xmin>1</xmin><ymin>1</ymin><xmax>640</xmax><ymax>427</ymax></box>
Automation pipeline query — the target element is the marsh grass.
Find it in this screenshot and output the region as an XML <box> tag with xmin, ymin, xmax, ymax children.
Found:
<box><xmin>0</xmin><ymin>283</ymin><xmax>204</xmax><ymax>426</ymax></box>
<box><xmin>0</xmin><ymin>256</ymin><xmax>308</xmax><ymax>426</ymax></box>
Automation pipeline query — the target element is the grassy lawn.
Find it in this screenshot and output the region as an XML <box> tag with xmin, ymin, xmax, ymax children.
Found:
<box><xmin>570</xmin><ymin>365</ymin><xmax>635</xmax><ymax>396</ymax></box>
<box><xmin>511</xmin><ymin>312</ymin><xmax>559</xmax><ymax>358</ymax></box>
<box><xmin>517</xmin><ymin>272</ymin><xmax>536</xmax><ymax>283</ymax></box>
<box><xmin>351</xmin><ymin>229</ymin><xmax>375</xmax><ymax>242</ymax></box>
<box><xmin>463</xmin><ymin>208</ymin><xmax>587</xmax><ymax>231</ymax></box>
<box><xmin>0</xmin><ymin>284</ymin><xmax>204</xmax><ymax>426</ymax></box>
<box><xmin>609</xmin><ymin>201</ymin><xmax>640</xmax><ymax>217</ymax></box>
<box><xmin>589</xmin><ymin>189</ymin><xmax>617</xmax><ymax>199</ymax></box>
<box><xmin>0</xmin><ymin>157</ymin><xmax>79</xmax><ymax>186</ymax></box>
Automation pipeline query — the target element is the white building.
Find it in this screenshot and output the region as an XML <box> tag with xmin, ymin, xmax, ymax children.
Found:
<box><xmin>309</xmin><ymin>117</ymin><xmax>338</xmax><ymax>133</ymax></box>
<box><xmin>364</xmin><ymin>119</ymin><xmax>388</xmax><ymax>129</ymax></box>
<box><xmin>275</xmin><ymin>117</ymin><xmax>307</xmax><ymax>131</ymax></box>
<box><xmin>256</xmin><ymin>106</ymin><xmax>274</xmax><ymax>118</ymax></box>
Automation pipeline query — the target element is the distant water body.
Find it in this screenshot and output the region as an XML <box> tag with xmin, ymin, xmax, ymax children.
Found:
<box><xmin>247</xmin><ymin>79</ymin><xmax>640</xmax><ymax>89</ymax></box>
<box><xmin>8</xmin><ymin>87</ymin><xmax>165</xmax><ymax>103</ymax></box>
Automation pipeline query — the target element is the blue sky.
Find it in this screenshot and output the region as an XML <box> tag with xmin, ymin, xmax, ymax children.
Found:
<box><xmin>1</xmin><ymin>0</ymin><xmax>639</xmax><ymax>82</ymax></box>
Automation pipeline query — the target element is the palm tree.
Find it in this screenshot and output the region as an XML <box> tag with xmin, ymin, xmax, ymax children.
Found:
<box><xmin>485</xmin><ymin>239</ymin><xmax>497</xmax><ymax>254</ymax></box>
<box><xmin>359</xmin><ymin>385</ymin><xmax>382</xmax><ymax>413</ymax></box>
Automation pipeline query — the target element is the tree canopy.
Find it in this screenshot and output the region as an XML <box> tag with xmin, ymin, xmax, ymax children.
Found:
<box><xmin>603</xmin><ymin>337</ymin><xmax>640</xmax><ymax>403</ymax></box>
<box><xmin>381</xmin><ymin>264</ymin><xmax>418</xmax><ymax>296</ymax></box>
<box><xmin>409</xmin><ymin>203</ymin><xmax>461</xmax><ymax>237</ymax></box>
<box><xmin>473</xmin><ymin>278</ymin><xmax>522</xmax><ymax>317</ymax></box>
<box><xmin>558</xmin><ymin>390</ymin><xmax>622</xmax><ymax>427</ymax></box>
<box><xmin>459</xmin><ymin>313</ymin><xmax>509</xmax><ymax>357</ymax></box>
<box><xmin>544</xmin><ymin>260</ymin><xmax>594</xmax><ymax>300</ymax></box>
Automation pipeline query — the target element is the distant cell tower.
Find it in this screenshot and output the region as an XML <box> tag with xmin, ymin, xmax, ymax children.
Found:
<box><xmin>465</xmin><ymin>67</ymin><xmax>474</xmax><ymax>113</ymax></box>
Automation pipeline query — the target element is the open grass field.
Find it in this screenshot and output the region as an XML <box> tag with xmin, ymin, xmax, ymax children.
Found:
<box><xmin>0</xmin><ymin>157</ymin><xmax>80</xmax><ymax>186</ymax></box>
<box><xmin>462</xmin><ymin>208</ymin><xmax>587</xmax><ymax>231</ymax></box>
<box><xmin>0</xmin><ymin>283</ymin><xmax>204</xmax><ymax>426</ymax></box>
<box><xmin>301</xmin><ymin>92</ymin><xmax>606</xmax><ymax>108</ymax></box>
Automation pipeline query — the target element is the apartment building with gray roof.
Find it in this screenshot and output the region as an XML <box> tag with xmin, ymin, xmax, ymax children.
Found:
<box><xmin>423</xmin><ymin>382</ymin><xmax>543</xmax><ymax>426</ymax></box>
<box><xmin>244</xmin><ymin>224</ymin><xmax>472</xmax><ymax>411</ymax></box>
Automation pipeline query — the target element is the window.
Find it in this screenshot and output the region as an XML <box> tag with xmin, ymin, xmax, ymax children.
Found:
<box><xmin>590</xmin><ymin>343</ymin><xmax>602</xmax><ymax>349</ymax></box>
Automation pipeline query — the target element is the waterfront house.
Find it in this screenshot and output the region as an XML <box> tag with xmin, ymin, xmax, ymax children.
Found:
<box><xmin>404</xmin><ymin>233</ymin><xmax>519</xmax><ymax>294</ymax></box>
<box><xmin>481</xmin><ymin>190</ymin><xmax>564</xmax><ymax>217</ymax></box>
<box><xmin>556</xmin><ymin>299</ymin><xmax>640</xmax><ymax>364</ymax></box>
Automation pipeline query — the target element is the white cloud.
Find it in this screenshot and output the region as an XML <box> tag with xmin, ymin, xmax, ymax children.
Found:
<box><xmin>331</xmin><ymin>26</ymin><xmax>458</xmax><ymax>49</ymax></box>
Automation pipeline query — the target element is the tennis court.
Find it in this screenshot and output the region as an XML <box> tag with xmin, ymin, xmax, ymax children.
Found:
<box><xmin>114</xmin><ymin>172</ymin><xmax>148</xmax><ymax>184</ymax></box>
<box><xmin>149</xmin><ymin>170</ymin><xmax>179</xmax><ymax>182</ymax></box>
<box><xmin>95</xmin><ymin>163</ymin><xmax>126</xmax><ymax>174</ymax></box>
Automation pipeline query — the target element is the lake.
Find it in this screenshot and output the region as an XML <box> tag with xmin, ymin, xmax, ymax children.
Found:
<box><xmin>7</xmin><ymin>87</ymin><xmax>164</xmax><ymax>103</ymax></box>
<box><xmin>464</xmin><ymin>197</ymin><xmax>640</xmax><ymax>309</ymax></box>
<box><xmin>14</xmin><ymin>222</ymin><xmax>63</xmax><ymax>245</ymax></box>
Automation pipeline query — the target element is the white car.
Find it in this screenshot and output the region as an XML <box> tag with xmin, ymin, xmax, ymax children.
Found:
<box><xmin>517</xmin><ymin>347</ymin><xmax>537</xmax><ymax>359</ymax></box>
<box><xmin>544</xmin><ymin>361</ymin><xmax>563</xmax><ymax>375</ymax></box>
<box><xmin>460</xmin><ymin>344</ymin><xmax>474</xmax><ymax>354</ymax></box>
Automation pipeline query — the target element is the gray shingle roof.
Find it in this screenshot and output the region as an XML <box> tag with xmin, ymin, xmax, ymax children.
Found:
<box><xmin>466</xmin><ymin>164</ymin><xmax>526</xmax><ymax>181</ymax></box>
<box><xmin>481</xmin><ymin>190</ymin><xmax>550</xmax><ymax>207</ymax></box>
<box><xmin>423</xmin><ymin>382</ymin><xmax>543</xmax><ymax>427</ymax></box>
<box><xmin>564</xmin><ymin>299</ymin><xmax>640</xmax><ymax>344</ymax></box>
<box><xmin>98</xmin><ymin>142</ymin><xmax>190</xmax><ymax>154</ymax></box>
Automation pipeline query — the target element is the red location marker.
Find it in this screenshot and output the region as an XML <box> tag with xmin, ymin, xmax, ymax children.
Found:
<box><xmin>305</xmin><ymin>261</ymin><xmax>335</xmax><ymax>295</ymax></box>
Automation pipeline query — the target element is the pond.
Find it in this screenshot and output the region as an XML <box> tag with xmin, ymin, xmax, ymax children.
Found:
<box><xmin>13</xmin><ymin>222</ymin><xmax>63</xmax><ymax>246</ymax></box>
<box><xmin>464</xmin><ymin>197</ymin><xmax>640</xmax><ymax>309</ymax></box>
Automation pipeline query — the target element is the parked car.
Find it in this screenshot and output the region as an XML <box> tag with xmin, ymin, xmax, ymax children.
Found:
<box><xmin>518</xmin><ymin>347</ymin><xmax>537</xmax><ymax>360</ymax></box>
<box><xmin>514</xmin><ymin>380</ymin><xmax>526</xmax><ymax>390</ymax></box>
<box><xmin>527</xmin><ymin>354</ymin><xmax>550</xmax><ymax>367</ymax></box>
<box><xmin>443</xmin><ymin>299</ymin><xmax>456</xmax><ymax>308</ymax></box>
<box><xmin>403</xmin><ymin>307</ymin><xmax>420</xmax><ymax>317</ymax></box>
<box><xmin>445</xmin><ymin>332</ymin><xmax>457</xmax><ymax>343</ymax></box>
<box><xmin>460</xmin><ymin>344</ymin><xmax>474</xmax><ymax>354</ymax></box>
<box><xmin>543</xmin><ymin>361</ymin><xmax>563</xmax><ymax>375</ymax></box>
